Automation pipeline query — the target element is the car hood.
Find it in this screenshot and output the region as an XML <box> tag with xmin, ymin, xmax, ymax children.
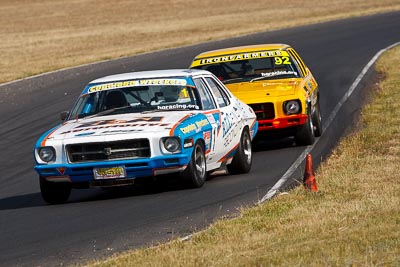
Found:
<box><xmin>226</xmin><ymin>79</ymin><xmax>299</xmax><ymax>104</ymax></box>
<box><xmin>46</xmin><ymin>112</ymin><xmax>194</xmax><ymax>141</ymax></box>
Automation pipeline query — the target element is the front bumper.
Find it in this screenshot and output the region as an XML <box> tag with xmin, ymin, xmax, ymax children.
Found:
<box><xmin>257</xmin><ymin>114</ymin><xmax>308</xmax><ymax>132</ymax></box>
<box><xmin>35</xmin><ymin>154</ymin><xmax>190</xmax><ymax>183</ymax></box>
<box><xmin>248</xmin><ymin>100</ymin><xmax>308</xmax><ymax>132</ymax></box>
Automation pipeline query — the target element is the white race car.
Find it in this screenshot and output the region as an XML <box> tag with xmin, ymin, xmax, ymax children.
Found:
<box><xmin>34</xmin><ymin>69</ymin><xmax>258</xmax><ymax>204</ymax></box>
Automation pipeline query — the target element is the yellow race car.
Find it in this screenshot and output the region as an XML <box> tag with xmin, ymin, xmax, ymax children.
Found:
<box><xmin>190</xmin><ymin>44</ymin><xmax>321</xmax><ymax>145</ymax></box>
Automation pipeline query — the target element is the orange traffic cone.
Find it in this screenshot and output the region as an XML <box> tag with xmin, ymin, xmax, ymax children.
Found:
<box><xmin>303</xmin><ymin>153</ymin><xmax>318</xmax><ymax>192</ymax></box>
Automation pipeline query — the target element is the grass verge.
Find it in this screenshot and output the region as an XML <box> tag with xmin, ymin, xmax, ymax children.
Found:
<box><xmin>1</xmin><ymin>0</ymin><xmax>400</xmax><ymax>84</ymax></box>
<box><xmin>81</xmin><ymin>46</ymin><xmax>400</xmax><ymax>267</ymax></box>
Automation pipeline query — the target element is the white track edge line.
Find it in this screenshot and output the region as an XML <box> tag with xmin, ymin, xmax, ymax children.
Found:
<box><xmin>258</xmin><ymin>41</ymin><xmax>400</xmax><ymax>204</ymax></box>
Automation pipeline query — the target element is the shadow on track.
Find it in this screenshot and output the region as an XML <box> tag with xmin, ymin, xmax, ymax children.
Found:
<box><xmin>0</xmin><ymin>192</ymin><xmax>45</xmax><ymax>210</ymax></box>
<box><xmin>252</xmin><ymin>136</ymin><xmax>296</xmax><ymax>152</ymax></box>
<box><xmin>0</xmin><ymin>171</ymin><xmax>230</xmax><ymax>210</ymax></box>
<box><xmin>76</xmin><ymin>170</ymin><xmax>229</xmax><ymax>203</ymax></box>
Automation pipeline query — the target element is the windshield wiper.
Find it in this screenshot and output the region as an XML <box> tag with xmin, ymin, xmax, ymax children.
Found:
<box><xmin>250</xmin><ymin>75</ymin><xmax>290</xmax><ymax>82</ymax></box>
<box><xmin>250</xmin><ymin>76</ymin><xmax>274</xmax><ymax>83</ymax></box>
<box><xmin>250</xmin><ymin>72</ymin><xmax>298</xmax><ymax>82</ymax></box>
<box><xmin>222</xmin><ymin>77</ymin><xmax>246</xmax><ymax>84</ymax></box>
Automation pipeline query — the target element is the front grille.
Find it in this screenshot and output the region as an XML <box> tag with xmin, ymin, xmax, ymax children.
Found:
<box><xmin>249</xmin><ymin>103</ymin><xmax>275</xmax><ymax>120</ymax></box>
<box><xmin>67</xmin><ymin>139</ymin><xmax>150</xmax><ymax>163</ymax></box>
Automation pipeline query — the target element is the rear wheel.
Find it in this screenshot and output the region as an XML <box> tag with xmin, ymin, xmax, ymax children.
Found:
<box><xmin>181</xmin><ymin>141</ymin><xmax>207</xmax><ymax>188</ymax></box>
<box><xmin>295</xmin><ymin>108</ymin><xmax>315</xmax><ymax>146</ymax></box>
<box><xmin>40</xmin><ymin>177</ymin><xmax>71</xmax><ymax>204</ymax></box>
<box><xmin>227</xmin><ymin>128</ymin><xmax>252</xmax><ymax>174</ymax></box>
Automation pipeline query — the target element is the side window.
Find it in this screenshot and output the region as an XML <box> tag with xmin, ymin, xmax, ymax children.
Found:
<box><xmin>288</xmin><ymin>49</ymin><xmax>307</xmax><ymax>77</ymax></box>
<box><xmin>204</xmin><ymin>77</ymin><xmax>230</xmax><ymax>107</ymax></box>
<box><xmin>193</xmin><ymin>78</ymin><xmax>216</xmax><ymax>110</ymax></box>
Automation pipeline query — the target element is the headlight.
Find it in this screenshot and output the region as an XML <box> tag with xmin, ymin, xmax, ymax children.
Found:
<box><xmin>283</xmin><ymin>100</ymin><xmax>301</xmax><ymax>115</ymax></box>
<box><xmin>162</xmin><ymin>137</ymin><xmax>181</xmax><ymax>153</ymax></box>
<box><xmin>38</xmin><ymin>147</ymin><xmax>56</xmax><ymax>162</ymax></box>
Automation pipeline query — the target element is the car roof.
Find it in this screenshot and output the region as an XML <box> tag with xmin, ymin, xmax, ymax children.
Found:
<box><xmin>89</xmin><ymin>69</ymin><xmax>210</xmax><ymax>84</ymax></box>
<box><xmin>193</xmin><ymin>44</ymin><xmax>291</xmax><ymax>59</ymax></box>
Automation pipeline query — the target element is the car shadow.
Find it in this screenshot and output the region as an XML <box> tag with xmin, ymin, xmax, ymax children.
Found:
<box><xmin>78</xmin><ymin>170</ymin><xmax>229</xmax><ymax>203</ymax></box>
<box><xmin>0</xmin><ymin>192</ymin><xmax>46</xmax><ymax>210</ymax></box>
<box><xmin>252</xmin><ymin>136</ymin><xmax>296</xmax><ymax>152</ymax></box>
<box><xmin>0</xmin><ymin>172</ymin><xmax>229</xmax><ymax>210</ymax></box>
<box><xmin>0</xmin><ymin>181</ymin><xmax>178</xmax><ymax>210</ymax></box>
<box><xmin>77</xmin><ymin>177</ymin><xmax>188</xmax><ymax>203</ymax></box>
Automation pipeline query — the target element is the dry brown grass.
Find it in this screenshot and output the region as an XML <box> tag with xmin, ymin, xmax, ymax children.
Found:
<box><xmin>82</xmin><ymin>46</ymin><xmax>400</xmax><ymax>267</ymax></box>
<box><xmin>1</xmin><ymin>0</ymin><xmax>400</xmax><ymax>83</ymax></box>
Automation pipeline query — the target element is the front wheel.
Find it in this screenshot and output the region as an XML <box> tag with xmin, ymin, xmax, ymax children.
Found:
<box><xmin>181</xmin><ymin>141</ymin><xmax>207</xmax><ymax>188</ymax></box>
<box><xmin>312</xmin><ymin>99</ymin><xmax>322</xmax><ymax>137</ymax></box>
<box><xmin>295</xmin><ymin>109</ymin><xmax>315</xmax><ymax>146</ymax></box>
<box><xmin>227</xmin><ymin>128</ymin><xmax>252</xmax><ymax>175</ymax></box>
<box><xmin>40</xmin><ymin>178</ymin><xmax>71</xmax><ymax>204</ymax></box>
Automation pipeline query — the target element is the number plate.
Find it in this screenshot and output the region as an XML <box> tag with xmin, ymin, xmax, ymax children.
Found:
<box><xmin>93</xmin><ymin>166</ymin><xmax>126</xmax><ymax>180</ymax></box>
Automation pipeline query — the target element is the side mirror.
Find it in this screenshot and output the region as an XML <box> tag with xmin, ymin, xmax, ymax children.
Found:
<box><xmin>60</xmin><ymin>111</ymin><xmax>69</xmax><ymax>121</ymax></box>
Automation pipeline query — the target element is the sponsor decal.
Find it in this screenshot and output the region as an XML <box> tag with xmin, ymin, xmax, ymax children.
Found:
<box><xmin>222</xmin><ymin>112</ymin><xmax>235</xmax><ymax>137</ymax></box>
<box><xmin>157</xmin><ymin>104</ymin><xmax>200</xmax><ymax>110</ymax></box>
<box><xmin>88</xmin><ymin>80</ymin><xmax>139</xmax><ymax>93</ymax></box>
<box><xmin>223</xmin><ymin>125</ymin><xmax>240</xmax><ymax>147</ymax></box>
<box><xmin>203</xmin><ymin>131</ymin><xmax>212</xmax><ymax>153</ymax></box>
<box><xmin>180</xmin><ymin>123</ymin><xmax>197</xmax><ymax>134</ymax></box>
<box><xmin>179</xmin><ymin>119</ymin><xmax>209</xmax><ymax>134</ymax></box>
<box><xmin>221</xmin><ymin>112</ymin><xmax>240</xmax><ymax>147</ymax></box>
<box><xmin>87</xmin><ymin>79</ymin><xmax>187</xmax><ymax>93</ymax></box>
<box><xmin>139</xmin><ymin>79</ymin><xmax>187</xmax><ymax>86</ymax></box>
<box><xmin>196</xmin><ymin>119</ymin><xmax>209</xmax><ymax>128</ymax></box>
<box><xmin>192</xmin><ymin>50</ymin><xmax>289</xmax><ymax>66</ymax></box>
<box><xmin>260</xmin><ymin>70</ymin><xmax>298</xmax><ymax>78</ymax></box>
<box><xmin>205</xmin><ymin>113</ymin><xmax>216</xmax><ymax>124</ymax></box>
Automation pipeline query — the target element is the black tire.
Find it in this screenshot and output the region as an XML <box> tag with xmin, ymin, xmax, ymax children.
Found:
<box><xmin>295</xmin><ymin>108</ymin><xmax>315</xmax><ymax>146</ymax></box>
<box><xmin>40</xmin><ymin>177</ymin><xmax>71</xmax><ymax>204</ymax></box>
<box><xmin>181</xmin><ymin>141</ymin><xmax>207</xmax><ymax>188</ymax></box>
<box><xmin>312</xmin><ymin>99</ymin><xmax>322</xmax><ymax>137</ymax></box>
<box><xmin>227</xmin><ymin>128</ymin><xmax>252</xmax><ymax>175</ymax></box>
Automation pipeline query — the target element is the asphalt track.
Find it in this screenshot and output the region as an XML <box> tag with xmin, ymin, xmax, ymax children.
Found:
<box><xmin>0</xmin><ymin>11</ymin><xmax>399</xmax><ymax>267</ymax></box>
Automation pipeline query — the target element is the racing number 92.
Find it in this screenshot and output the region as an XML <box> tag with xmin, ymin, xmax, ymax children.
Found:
<box><xmin>274</xmin><ymin>57</ymin><xmax>290</xmax><ymax>65</ymax></box>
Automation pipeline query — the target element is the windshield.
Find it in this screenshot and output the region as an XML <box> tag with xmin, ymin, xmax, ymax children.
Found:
<box><xmin>68</xmin><ymin>77</ymin><xmax>202</xmax><ymax>119</ymax></box>
<box><xmin>193</xmin><ymin>50</ymin><xmax>301</xmax><ymax>84</ymax></box>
